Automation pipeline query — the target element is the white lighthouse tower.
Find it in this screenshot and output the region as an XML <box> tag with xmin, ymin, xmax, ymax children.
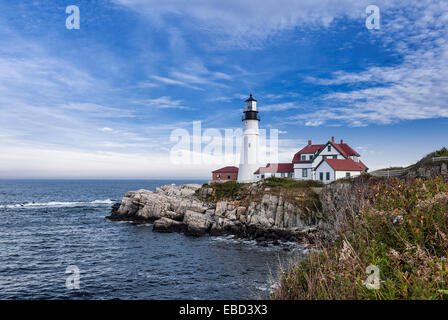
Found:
<box><xmin>238</xmin><ymin>94</ymin><xmax>260</xmax><ymax>182</ymax></box>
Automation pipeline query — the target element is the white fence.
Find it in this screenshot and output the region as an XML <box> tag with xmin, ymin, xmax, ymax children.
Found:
<box><xmin>433</xmin><ymin>156</ymin><xmax>448</xmax><ymax>162</ymax></box>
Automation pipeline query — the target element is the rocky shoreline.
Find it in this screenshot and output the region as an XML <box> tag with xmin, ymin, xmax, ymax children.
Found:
<box><xmin>107</xmin><ymin>161</ymin><xmax>448</xmax><ymax>246</ymax></box>
<box><xmin>106</xmin><ymin>183</ymin><xmax>321</xmax><ymax>244</ymax></box>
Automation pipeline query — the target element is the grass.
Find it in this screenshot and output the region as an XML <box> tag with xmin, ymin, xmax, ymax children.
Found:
<box><xmin>263</xmin><ymin>177</ymin><xmax>323</xmax><ymax>188</ymax></box>
<box><xmin>272</xmin><ymin>176</ymin><xmax>448</xmax><ymax>300</ymax></box>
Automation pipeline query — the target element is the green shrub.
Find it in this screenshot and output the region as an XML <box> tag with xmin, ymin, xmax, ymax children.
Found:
<box><xmin>200</xmin><ymin>181</ymin><xmax>247</xmax><ymax>201</ymax></box>
<box><xmin>434</xmin><ymin>147</ymin><xmax>448</xmax><ymax>157</ymax></box>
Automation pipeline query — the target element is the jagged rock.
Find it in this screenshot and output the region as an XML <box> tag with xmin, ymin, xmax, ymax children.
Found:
<box><xmin>406</xmin><ymin>160</ymin><xmax>448</xmax><ymax>180</ymax></box>
<box><xmin>108</xmin><ymin>183</ymin><xmax>317</xmax><ymax>242</ymax></box>
<box><xmin>196</xmin><ymin>186</ymin><xmax>213</xmax><ymax>199</ymax></box>
<box><xmin>225</xmin><ymin>208</ymin><xmax>237</xmax><ymax>220</ymax></box>
<box><xmin>183</xmin><ymin>210</ymin><xmax>214</xmax><ymax>236</ymax></box>
<box><xmin>210</xmin><ymin>223</ymin><xmax>227</xmax><ymax>236</ymax></box>
<box><xmin>236</xmin><ymin>206</ymin><xmax>246</xmax><ymax>217</ymax></box>
<box><xmin>164</xmin><ymin>210</ymin><xmax>185</xmax><ymax>221</ymax></box>
<box><xmin>153</xmin><ymin>217</ymin><xmax>186</xmax><ymax>233</ymax></box>
<box><xmin>441</xmin><ymin>163</ymin><xmax>447</xmax><ymax>176</ymax></box>
<box><xmin>108</xmin><ymin>202</ymin><xmax>121</xmax><ymax>219</ymax></box>
<box><xmin>215</xmin><ymin>201</ymin><xmax>227</xmax><ymax>217</ymax></box>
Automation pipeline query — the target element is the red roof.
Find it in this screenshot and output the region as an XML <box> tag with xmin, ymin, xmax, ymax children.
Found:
<box><xmin>292</xmin><ymin>144</ymin><xmax>323</xmax><ymax>162</ymax></box>
<box><xmin>323</xmin><ymin>159</ymin><xmax>368</xmax><ymax>171</ymax></box>
<box><xmin>254</xmin><ymin>163</ymin><xmax>294</xmax><ymax>174</ymax></box>
<box><xmin>333</xmin><ymin>143</ymin><xmax>360</xmax><ymax>158</ymax></box>
<box><xmin>292</xmin><ymin>140</ymin><xmax>360</xmax><ymax>162</ymax></box>
<box><xmin>299</xmin><ymin>144</ymin><xmax>324</xmax><ymax>154</ymax></box>
<box><xmin>212</xmin><ymin>166</ymin><xmax>238</xmax><ymax>173</ymax></box>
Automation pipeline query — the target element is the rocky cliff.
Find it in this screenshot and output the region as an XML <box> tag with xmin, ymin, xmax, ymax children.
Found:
<box><xmin>107</xmin><ymin>180</ymin><xmax>322</xmax><ymax>243</ymax></box>
<box><xmin>406</xmin><ymin>159</ymin><xmax>448</xmax><ymax>180</ymax></box>
<box><xmin>107</xmin><ymin>158</ymin><xmax>448</xmax><ymax>246</ymax></box>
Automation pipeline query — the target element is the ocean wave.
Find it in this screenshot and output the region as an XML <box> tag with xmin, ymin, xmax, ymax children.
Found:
<box><xmin>0</xmin><ymin>199</ymin><xmax>115</xmax><ymax>209</ymax></box>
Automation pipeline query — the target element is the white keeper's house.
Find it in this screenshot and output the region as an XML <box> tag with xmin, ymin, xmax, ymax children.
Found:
<box><xmin>212</xmin><ymin>94</ymin><xmax>368</xmax><ymax>184</ymax></box>
<box><xmin>291</xmin><ymin>137</ymin><xmax>368</xmax><ymax>183</ymax></box>
<box><xmin>251</xmin><ymin>137</ymin><xmax>368</xmax><ymax>183</ymax></box>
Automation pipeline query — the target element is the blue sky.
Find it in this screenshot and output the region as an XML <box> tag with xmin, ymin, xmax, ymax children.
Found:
<box><xmin>0</xmin><ymin>0</ymin><xmax>447</xmax><ymax>178</ymax></box>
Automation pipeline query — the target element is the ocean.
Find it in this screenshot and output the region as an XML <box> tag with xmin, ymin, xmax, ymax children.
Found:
<box><xmin>0</xmin><ymin>179</ymin><xmax>302</xmax><ymax>300</ymax></box>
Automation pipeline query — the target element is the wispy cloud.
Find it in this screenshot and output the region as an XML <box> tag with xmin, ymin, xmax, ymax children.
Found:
<box><xmin>150</xmin><ymin>61</ymin><xmax>232</xmax><ymax>91</ymax></box>
<box><xmin>133</xmin><ymin>96</ymin><xmax>195</xmax><ymax>110</ymax></box>
<box><xmin>61</xmin><ymin>103</ymin><xmax>136</xmax><ymax>118</ymax></box>
<box><xmin>290</xmin><ymin>1</ymin><xmax>448</xmax><ymax>127</ymax></box>
<box><xmin>113</xmin><ymin>0</ymin><xmax>397</xmax><ymax>47</ymax></box>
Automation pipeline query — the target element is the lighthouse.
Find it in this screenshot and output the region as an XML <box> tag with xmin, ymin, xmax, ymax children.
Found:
<box><xmin>238</xmin><ymin>94</ymin><xmax>260</xmax><ymax>182</ymax></box>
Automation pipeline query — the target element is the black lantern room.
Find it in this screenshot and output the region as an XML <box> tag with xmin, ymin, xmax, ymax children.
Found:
<box><xmin>243</xmin><ymin>93</ymin><xmax>260</xmax><ymax>121</ymax></box>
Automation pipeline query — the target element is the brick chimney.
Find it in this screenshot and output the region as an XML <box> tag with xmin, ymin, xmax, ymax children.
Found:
<box><xmin>340</xmin><ymin>139</ymin><xmax>344</xmax><ymax>144</ymax></box>
<box><xmin>308</xmin><ymin>140</ymin><xmax>312</xmax><ymax>145</ymax></box>
<box><xmin>331</xmin><ymin>136</ymin><xmax>335</xmax><ymax>143</ymax></box>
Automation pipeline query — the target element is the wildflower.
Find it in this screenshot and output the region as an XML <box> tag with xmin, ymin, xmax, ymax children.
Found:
<box><xmin>393</xmin><ymin>215</ymin><xmax>403</xmax><ymax>224</ymax></box>
<box><xmin>394</xmin><ymin>208</ymin><xmax>399</xmax><ymax>214</ymax></box>
<box><xmin>415</xmin><ymin>228</ymin><xmax>420</xmax><ymax>233</ymax></box>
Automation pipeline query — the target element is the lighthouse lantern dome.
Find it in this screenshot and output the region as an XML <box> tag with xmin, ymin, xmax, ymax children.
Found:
<box><xmin>245</xmin><ymin>93</ymin><xmax>257</xmax><ymax>111</ymax></box>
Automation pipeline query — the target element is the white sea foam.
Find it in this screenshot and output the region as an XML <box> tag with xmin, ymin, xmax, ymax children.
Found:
<box><xmin>1</xmin><ymin>199</ymin><xmax>115</xmax><ymax>209</ymax></box>
<box><xmin>136</xmin><ymin>223</ymin><xmax>152</xmax><ymax>227</ymax></box>
<box><xmin>257</xmin><ymin>282</ymin><xmax>279</xmax><ymax>292</ymax></box>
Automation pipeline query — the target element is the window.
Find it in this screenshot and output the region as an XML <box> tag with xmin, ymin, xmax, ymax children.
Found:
<box><xmin>288</xmin><ymin>172</ymin><xmax>293</xmax><ymax>178</ymax></box>
<box><xmin>227</xmin><ymin>175</ymin><xmax>231</xmax><ymax>179</ymax></box>
<box><xmin>309</xmin><ymin>155</ymin><xmax>313</xmax><ymax>160</ymax></box>
<box><xmin>333</xmin><ymin>155</ymin><xmax>337</xmax><ymax>159</ymax></box>
<box><xmin>328</xmin><ymin>146</ymin><xmax>331</xmax><ymax>152</ymax></box>
<box><xmin>281</xmin><ymin>172</ymin><xmax>286</xmax><ymax>177</ymax></box>
<box><xmin>261</xmin><ymin>174</ymin><xmax>265</xmax><ymax>179</ymax></box>
<box><xmin>346</xmin><ymin>172</ymin><xmax>351</xmax><ymax>178</ymax></box>
<box><xmin>326</xmin><ymin>172</ymin><xmax>330</xmax><ymax>180</ymax></box>
<box><xmin>301</xmin><ymin>155</ymin><xmax>306</xmax><ymax>160</ymax></box>
<box><xmin>319</xmin><ymin>172</ymin><xmax>323</xmax><ymax>180</ymax></box>
<box><xmin>302</xmin><ymin>168</ymin><xmax>307</xmax><ymax>177</ymax></box>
